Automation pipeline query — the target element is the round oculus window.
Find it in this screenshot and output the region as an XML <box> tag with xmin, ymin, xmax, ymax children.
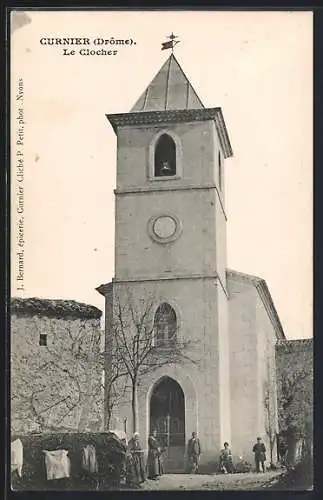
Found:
<box><xmin>148</xmin><ymin>214</ymin><xmax>182</xmax><ymax>244</ymax></box>
<box><xmin>153</xmin><ymin>216</ymin><xmax>177</xmax><ymax>239</ymax></box>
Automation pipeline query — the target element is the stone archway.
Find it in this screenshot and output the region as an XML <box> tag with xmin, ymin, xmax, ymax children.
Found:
<box><xmin>137</xmin><ymin>365</ymin><xmax>198</xmax><ymax>473</ymax></box>
<box><xmin>150</xmin><ymin>376</ymin><xmax>185</xmax><ymax>472</ymax></box>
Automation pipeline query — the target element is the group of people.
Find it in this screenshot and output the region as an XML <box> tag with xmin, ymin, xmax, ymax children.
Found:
<box><xmin>186</xmin><ymin>433</ymin><xmax>268</xmax><ymax>475</ymax></box>
<box><xmin>219</xmin><ymin>436</ymin><xmax>267</xmax><ymax>474</ymax></box>
<box><xmin>124</xmin><ymin>429</ymin><xmax>202</xmax><ymax>487</ymax></box>
<box><xmin>123</xmin><ymin>429</ymin><xmax>164</xmax><ymax>488</ymax></box>
<box><xmin>187</xmin><ymin>433</ymin><xmax>233</xmax><ymax>474</ymax></box>
<box><xmin>120</xmin><ymin>431</ymin><xmax>270</xmax><ymax>487</ymax></box>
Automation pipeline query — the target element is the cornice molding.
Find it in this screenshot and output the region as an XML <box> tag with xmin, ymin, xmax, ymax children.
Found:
<box><xmin>276</xmin><ymin>338</ymin><xmax>313</xmax><ymax>348</ymax></box>
<box><xmin>96</xmin><ymin>282</ymin><xmax>113</xmax><ymax>297</ymax></box>
<box><xmin>108</xmin><ymin>273</ymin><xmax>229</xmax><ymax>298</ymax></box>
<box><xmin>114</xmin><ymin>184</ymin><xmax>227</xmax><ymax>220</ymax></box>
<box><xmin>112</xmin><ymin>273</ymin><xmax>218</xmax><ymax>283</ymax></box>
<box><xmin>106</xmin><ymin>107</ymin><xmax>233</xmax><ymax>159</ymax></box>
<box><xmin>255</xmin><ymin>281</ymin><xmax>285</xmax><ymax>340</ymax></box>
<box><xmin>114</xmin><ymin>184</ymin><xmax>216</xmax><ymax>195</ymax></box>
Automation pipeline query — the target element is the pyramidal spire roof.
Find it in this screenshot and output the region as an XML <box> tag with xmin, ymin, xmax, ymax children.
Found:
<box><xmin>130</xmin><ymin>53</ymin><xmax>204</xmax><ymax>112</ymax></box>
<box><xmin>106</xmin><ymin>53</ymin><xmax>233</xmax><ymax>158</ymax></box>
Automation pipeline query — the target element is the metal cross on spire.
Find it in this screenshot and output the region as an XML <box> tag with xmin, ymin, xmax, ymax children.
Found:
<box><xmin>161</xmin><ymin>32</ymin><xmax>180</xmax><ymax>53</ymax></box>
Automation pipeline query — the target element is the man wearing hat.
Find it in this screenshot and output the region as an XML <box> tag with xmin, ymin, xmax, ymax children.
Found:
<box><xmin>252</xmin><ymin>437</ymin><xmax>266</xmax><ymax>473</ymax></box>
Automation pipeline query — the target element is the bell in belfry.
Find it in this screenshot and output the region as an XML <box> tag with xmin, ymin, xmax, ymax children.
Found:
<box><xmin>160</xmin><ymin>160</ymin><xmax>171</xmax><ymax>174</ymax></box>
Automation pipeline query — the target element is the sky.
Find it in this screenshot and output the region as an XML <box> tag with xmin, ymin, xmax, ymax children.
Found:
<box><xmin>10</xmin><ymin>10</ymin><xmax>313</xmax><ymax>339</ymax></box>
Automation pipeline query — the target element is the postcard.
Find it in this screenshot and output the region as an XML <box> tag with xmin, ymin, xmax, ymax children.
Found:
<box><xmin>9</xmin><ymin>9</ymin><xmax>313</xmax><ymax>491</ymax></box>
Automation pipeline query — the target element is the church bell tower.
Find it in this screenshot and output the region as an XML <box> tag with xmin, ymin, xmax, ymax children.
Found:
<box><xmin>104</xmin><ymin>49</ymin><xmax>234</xmax><ymax>470</ymax></box>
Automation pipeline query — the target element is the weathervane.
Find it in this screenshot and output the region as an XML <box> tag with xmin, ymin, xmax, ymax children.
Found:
<box><xmin>161</xmin><ymin>32</ymin><xmax>180</xmax><ymax>53</ymax></box>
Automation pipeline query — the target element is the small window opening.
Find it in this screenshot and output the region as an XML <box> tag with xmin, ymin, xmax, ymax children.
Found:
<box><xmin>39</xmin><ymin>333</ymin><xmax>47</xmax><ymax>346</ymax></box>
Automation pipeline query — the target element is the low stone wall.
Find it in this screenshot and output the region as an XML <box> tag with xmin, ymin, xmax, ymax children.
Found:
<box><xmin>11</xmin><ymin>432</ymin><xmax>126</xmax><ymax>491</ymax></box>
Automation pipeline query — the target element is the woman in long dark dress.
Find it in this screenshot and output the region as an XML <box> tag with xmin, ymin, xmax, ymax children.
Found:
<box><xmin>147</xmin><ymin>430</ymin><xmax>163</xmax><ymax>480</ymax></box>
<box><xmin>126</xmin><ymin>433</ymin><xmax>146</xmax><ymax>487</ymax></box>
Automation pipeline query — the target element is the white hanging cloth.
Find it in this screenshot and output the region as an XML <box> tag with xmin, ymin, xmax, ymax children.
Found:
<box><xmin>82</xmin><ymin>444</ymin><xmax>98</xmax><ymax>474</ymax></box>
<box><xmin>43</xmin><ymin>449</ymin><xmax>71</xmax><ymax>480</ymax></box>
<box><xmin>109</xmin><ymin>429</ymin><xmax>128</xmax><ymax>445</ymax></box>
<box><xmin>11</xmin><ymin>439</ymin><xmax>23</xmax><ymax>478</ymax></box>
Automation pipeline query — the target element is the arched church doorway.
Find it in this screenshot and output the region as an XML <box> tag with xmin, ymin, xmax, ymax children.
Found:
<box><xmin>150</xmin><ymin>376</ymin><xmax>185</xmax><ymax>473</ymax></box>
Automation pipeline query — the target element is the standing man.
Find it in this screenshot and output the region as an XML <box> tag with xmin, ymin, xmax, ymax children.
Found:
<box><xmin>187</xmin><ymin>432</ymin><xmax>201</xmax><ymax>473</ymax></box>
<box><xmin>278</xmin><ymin>439</ymin><xmax>288</xmax><ymax>467</ymax></box>
<box><xmin>252</xmin><ymin>437</ymin><xmax>266</xmax><ymax>473</ymax></box>
<box><xmin>147</xmin><ymin>430</ymin><xmax>163</xmax><ymax>480</ymax></box>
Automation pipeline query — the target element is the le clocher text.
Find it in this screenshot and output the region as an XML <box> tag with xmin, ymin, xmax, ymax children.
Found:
<box><xmin>39</xmin><ymin>37</ymin><xmax>137</xmax><ymax>56</ymax></box>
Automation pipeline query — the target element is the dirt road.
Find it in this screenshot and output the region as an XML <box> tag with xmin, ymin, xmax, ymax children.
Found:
<box><xmin>140</xmin><ymin>471</ymin><xmax>283</xmax><ymax>490</ymax></box>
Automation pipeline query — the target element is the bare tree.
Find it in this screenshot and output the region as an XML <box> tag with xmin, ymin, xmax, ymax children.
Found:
<box><xmin>264</xmin><ymin>380</ymin><xmax>276</xmax><ymax>467</ymax></box>
<box><xmin>110</xmin><ymin>291</ymin><xmax>198</xmax><ymax>433</ymax></box>
<box><xmin>104</xmin><ymin>354</ymin><xmax>128</xmax><ymax>430</ymax></box>
<box><xmin>276</xmin><ymin>341</ymin><xmax>313</xmax><ymax>466</ymax></box>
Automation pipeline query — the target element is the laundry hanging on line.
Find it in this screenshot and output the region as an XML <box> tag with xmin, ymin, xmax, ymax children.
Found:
<box><xmin>11</xmin><ymin>439</ymin><xmax>23</xmax><ymax>478</ymax></box>
<box><xmin>43</xmin><ymin>449</ymin><xmax>71</xmax><ymax>480</ymax></box>
<box><xmin>82</xmin><ymin>444</ymin><xmax>98</xmax><ymax>474</ymax></box>
<box><xmin>109</xmin><ymin>429</ymin><xmax>128</xmax><ymax>445</ymax></box>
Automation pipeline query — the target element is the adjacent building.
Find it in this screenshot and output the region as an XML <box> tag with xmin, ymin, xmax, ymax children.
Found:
<box><xmin>11</xmin><ymin>297</ymin><xmax>103</xmax><ymax>434</ymax></box>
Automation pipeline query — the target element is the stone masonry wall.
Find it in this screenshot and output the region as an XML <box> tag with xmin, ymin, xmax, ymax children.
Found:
<box><xmin>228</xmin><ymin>278</ymin><xmax>259</xmax><ymax>463</ymax></box>
<box><xmin>11</xmin><ymin>311</ymin><xmax>103</xmax><ymax>434</ymax></box>
<box><xmin>255</xmin><ymin>292</ymin><xmax>279</xmax><ymax>464</ymax></box>
<box><xmin>109</xmin><ymin>278</ymin><xmax>229</xmax><ymax>468</ymax></box>
<box><xmin>115</xmin><ymin>189</ymin><xmax>220</xmax><ymax>281</ymax></box>
<box><xmin>116</xmin><ymin>121</ymin><xmax>217</xmax><ymax>191</ymax></box>
<box><xmin>228</xmin><ymin>277</ymin><xmax>280</xmax><ymax>465</ymax></box>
